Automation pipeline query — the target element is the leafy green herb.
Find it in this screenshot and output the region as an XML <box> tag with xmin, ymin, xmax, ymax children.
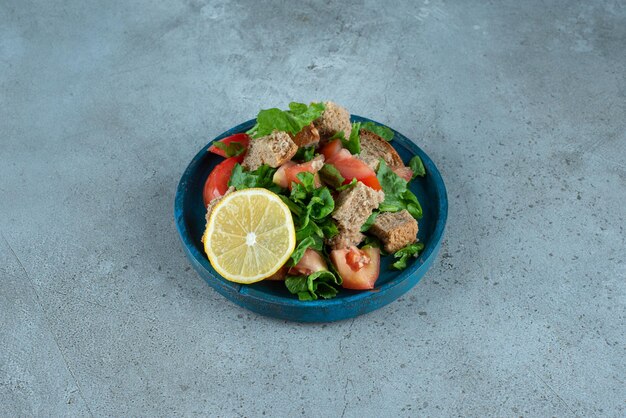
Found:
<box><xmin>408</xmin><ymin>155</ymin><xmax>426</xmax><ymax>178</ymax></box>
<box><xmin>211</xmin><ymin>141</ymin><xmax>246</xmax><ymax>157</ymax></box>
<box><xmin>317</xmin><ymin>217</ymin><xmax>339</xmax><ymax>239</ymax></box>
<box><xmin>285</xmin><ymin>270</ymin><xmax>341</xmax><ymax>301</ymax></box>
<box><xmin>283</xmin><ymin>171</ymin><xmax>337</xmax><ymax>265</ymax></box>
<box><xmin>362</xmin><ymin>235</ymin><xmax>385</xmax><ymax>253</ymax></box>
<box><xmin>340</xmin><ymin>122</ymin><xmax>361</xmax><ymax>154</ymax></box>
<box><xmin>400</xmin><ymin>190</ymin><xmax>423</xmax><ymax>219</ymax></box>
<box><xmin>290</xmin><ymin>236</ymin><xmax>323</xmax><ymax>265</ymax></box>
<box><xmin>361</xmin><ymin>121</ymin><xmax>394</xmax><ymax>141</ymax></box>
<box><xmin>319</xmin><ymin>164</ymin><xmax>345</xmax><ymax>189</ymax></box>
<box><xmin>391</xmin><ymin>242</ymin><xmax>424</xmax><ymax>270</ymax></box>
<box><xmin>360</xmin><ymin>211</ymin><xmax>378</xmax><ymax>232</ymax></box>
<box><xmin>228</xmin><ymin>164</ymin><xmax>282</xmax><ymax>193</ymax></box>
<box><xmin>336</xmin><ymin>178</ymin><xmax>357</xmax><ymax>192</ymax></box>
<box><xmin>308</xmin><ymin>187</ymin><xmax>334</xmax><ymax>220</ymax></box>
<box><xmin>247</xmin><ymin>102</ymin><xmax>325</xmax><ymax>138</ymax></box>
<box><xmin>290</xmin><ymin>172</ymin><xmax>317</xmax><ymax>204</ymax></box>
<box><xmin>377</xmin><ymin>160</ymin><xmax>423</xmax><ymax>219</ymax></box>
<box><xmin>293</xmin><ymin>146</ymin><xmax>316</xmax><ymax>162</ymax></box>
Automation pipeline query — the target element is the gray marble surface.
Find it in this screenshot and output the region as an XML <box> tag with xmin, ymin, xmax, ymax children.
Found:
<box><xmin>1</xmin><ymin>0</ymin><xmax>624</xmax><ymax>416</ymax></box>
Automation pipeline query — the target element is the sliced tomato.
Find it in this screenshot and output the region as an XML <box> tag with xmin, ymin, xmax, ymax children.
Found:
<box><xmin>327</xmin><ymin>150</ymin><xmax>382</xmax><ymax>191</ymax></box>
<box><xmin>320</xmin><ymin>138</ymin><xmax>343</xmax><ymax>159</ymax></box>
<box><xmin>272</xmin><ymin>161</ymin><xmax>296</xmax><ymax>189</ymax></box>
<box><xmin>273</xmin><ymin>157</ymin><xmax>324</xmax><ymax>190</ymax></box>
<box><xmin>202</xmin><ymin>157</ymin><xmax>241</xmax><ymax>206</ymax></box>
<box><xmin>392</xmin><ymin>166</ymin><xmax>413</xmax><ymax>182</ymax></box>
<box><xmin>288</xmin><ymin>249</ymin><xmax>328</xmax><ymax>276</ymax></box>
<box><xmin>208</xmin><ymin>133</ymin><xmax>250</xmax><ymax>158</ymax></box>
<box><xmin>331</xmin><ymin>246</ymin><xmax>380</xmax><ymax>290</ymax></box>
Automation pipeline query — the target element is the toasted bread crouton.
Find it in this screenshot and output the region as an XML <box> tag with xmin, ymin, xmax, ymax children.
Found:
<box><xmin>327</xmin><ymin>227</ymin><xmax>365</xmax><ymax>250</ymax></box>
<box><xmin>332</xmin><ymin>181</ymin><xmax>385</xmax><ymax>231</ymax></box>
<box><xmin>359</xmin><ymin>129</ymin><xmax>404</xmax><ymax>171</ymax></box>
<box><xmin>242</xmin><ymin>131</ymin><xmax>298</xmax><ymax>170</ymax></box>
<box><xmin>314</xmin><ymin>101</ymin><xmax>352</xmax><ymax>139</ymax></box>
<box><xmin>369</xmin><ymin>210</ymin><xmax>418</xmax><ymax>253</ymax></box>
<box><xmin>292</xmin><ymin>123</ymin><xmax>320</xmax><ymax>148</ymax></box>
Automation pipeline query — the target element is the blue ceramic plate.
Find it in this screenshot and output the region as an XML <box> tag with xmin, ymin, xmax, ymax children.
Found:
<box><xmin>175</xmin><ymin>116</ymin><xmax>447</xmax><ymax>322</ymax></box>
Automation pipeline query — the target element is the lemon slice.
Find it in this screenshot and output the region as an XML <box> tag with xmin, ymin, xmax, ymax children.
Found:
<box><xmin>203</xmin><ymin>188</ymin><xmax>296</xmax><ymax>284</ymax></box>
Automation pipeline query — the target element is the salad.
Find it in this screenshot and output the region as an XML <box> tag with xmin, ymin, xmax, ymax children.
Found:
<box><xmin>202</xmin><ymin>102</ymin><xmax>426</xmax><ymax>301</ymax></box>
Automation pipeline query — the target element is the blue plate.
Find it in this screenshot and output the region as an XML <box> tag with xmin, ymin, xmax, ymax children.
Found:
<box><xmin>174</xmin><ymin>116</ymin><xmax>448</xmax><ymax>322</ymax></box>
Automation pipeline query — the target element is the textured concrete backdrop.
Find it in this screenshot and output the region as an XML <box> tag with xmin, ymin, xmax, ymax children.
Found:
<box><xmin>1</xmin><ymin>0</ymin><xmax>625</xmax><ymax>416</ymax></box>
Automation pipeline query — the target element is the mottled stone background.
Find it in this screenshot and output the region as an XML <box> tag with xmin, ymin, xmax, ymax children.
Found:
<box><xmin>1</xmin><ymin>0</ymin><xmax>624</xmax><ymax>416</ymax></box>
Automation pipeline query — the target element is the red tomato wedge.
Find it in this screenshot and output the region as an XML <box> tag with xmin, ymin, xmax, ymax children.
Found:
<box><xmin>320</xmin><ymin>138</ymin><xmax>343</xmax><ymax>159</ymax></box>
<box><xmin>273</xmin><ymin>158</ymin><xmax>323</xmax><ymax>190</ymax></box>
<box><xmin>392</xmin><ymin>166</ymin><xmax>413</xmax><ymax>182</ymax></box>
<box><xmin>288</xmin><ymin>249</ymin><xmax>328</xmax><ymax>276</ymax></box>
<box><xmin>202</xmin><ymin>157</ymin><xmax>241</xmax><ymax>206</ymax></box>
<box><xmin>327</xmin><ymin>149</ymin><xmax>382</xmax><ymax>191</ymax></box>
<box><xmin>208</xmin><ymin>133</ymin><xmax>250</xmax><ymax>158</ymax></box>
<box><xmin>330</xmin><ymin>246</ymin><xmax>380</xmax><ymax>290</ymax></box>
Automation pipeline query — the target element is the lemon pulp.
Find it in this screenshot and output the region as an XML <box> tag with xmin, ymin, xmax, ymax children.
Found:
<box><xmin>203</xmin><ymin>188</ymin><xmax>296</xmax><ymax>284</ymax></box>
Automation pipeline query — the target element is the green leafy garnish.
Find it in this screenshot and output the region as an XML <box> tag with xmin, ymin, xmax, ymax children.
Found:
<box><xmin>317</xmin><ymin>217</ymin><xmax>339</xmax><ymax>239</ymax></box>
<box><xmin>285</xmin><ymin>270</ymin><xmax>342</xmax><ymax>301</ymax></box>
<box><xmin>335</xmin><ymin>178</ymin><xmax>357</xmax><ymax>192</ymax></box>
<box><xmin>319</xmin><ymin>164</ymin><xmax>345</xmax><ymax>189</ymax></box>
<box><xmin>391</xmin><ymin>242</ymin><xmax>424</xmax><ymax>270</ymax></box>
<box><xmin>228</xmin><ymin>164</ymin><xmax>282</xmax><ymax>193</ymax></box>
<box><xmin>247</xmin><ymin>102</ymin><xmax>325</xmax><ymax>139</ymax></box>
<box><xmin>282</xmin><ymin>172</ymin><xmax>337</xmax><ymax>265</ymax></box>
<box><xmin>377</xmin><ymin>160</ymin><xmax>423</xmax><ymax>219</ymax></box>
<box><xmin>308</xmin><ymin>187</ymin><xmax>334</xmax><ymax>220</ymax></box>
<box><xmin>360</xmin><ymin>211</ymin><xmax>378</xmax><ymax>232</ymax></box>
<box><xmin>293</xmin><ymin>146</ymin><xmax>316</xmax><ymax>162</ymax></box>
<box><xmin>290</xmin><ymin>235</ymin><xmax>323</xmax><ymax>265</ymax></box>
<box><xmin>211</xmin><ymin>141</ymin><xmax>246</xmax><ymax>157</ymax></box>
<box><xmin>408</xmin><ymin>155</ymin><xmax>426</xmax><ymax>178</ymax></box>
<box><xmin>345</xmin><ymin>122</ymin><xmax>361</xmax><ymax>154</ymax></box>
<box><xmin>331</xmin><ymin>122</ymin><xmax>361</xmax><ymax>154</ymax></box>
<box><xmin>361</xmin><ymin>121</ymin><xmax>394</xmax><ymax>141</ymax></box>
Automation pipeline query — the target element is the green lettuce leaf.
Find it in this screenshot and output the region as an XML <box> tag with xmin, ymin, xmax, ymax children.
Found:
<box><xmin>247</xmin><ymin>102</ymin><xmax>325</xmax><ymax>138</ymax></box>
<box><xmin>211</xmin><ymin>141</ymin><xmax>246</xmax><ymax>157</ymax></box>
<box><xmin>345</xmin><ymin>122</ymin><xmax>361</xmax><ymax>154</ymax></box>
<box><xmin>360</xmin><ymin>211</ymin><xmax>378</xmax><ymax>232</ymax></box>
<box><xmin>408</xmin><ymin>155</ymin><xmax>426</xmax><ymax>178</ymax></box>
<box><xmin>308</xmin><ymin>187</ymin><xmax>334</xmax><ymax>220</ymax></box>
<box><xmin>284</xmin><ymin>270</ymin><xmax>341</xmax><ymax>301</ymax></box>
<box><xmin>360</xmin><ymin>121</ymin><xmax>394</xmax><ymax>141</ymax></box>
<box><xmin>331</xmin><ymin>122</ymin><xmax>361</xmax><ymax>154</ymax></box>
<box><xmin>293</xmin><ymin>146</ymin><xmax>316</xmax><ymax>162</ymax></box>
<box><xmin>290</xmin><ymin>235</ymin><xmax>323</xmax><ymax>266</ymax></box>
<box><xmin>319</xmin><ymin>164</ymin><xmax>345</xmax><ymax>189</ymax></box>
<box><xmin>228</xmin><ymin>164</ymin><xmax>282</xmax><ymax>193</ymax></box>
<box><xmin>391</xmin><ymin>242</ymin><xmax>424</xmax><ymax>270</ymax></box>
<box><xmin>336</xmin><ymin>178</ymin><xmax>357</xmax><ymax>192</ymax></box>
<box><xmin>376</xmin><ymin>160</ymin><xmax>423</xmax><ymax>219</ymax></box>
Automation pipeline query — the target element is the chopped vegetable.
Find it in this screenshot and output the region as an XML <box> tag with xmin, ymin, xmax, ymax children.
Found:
<box><xmin>247</xmin><ymin>102</ymin><xmax>325</xmax><ymax>138</ymax></box>
<box><xmin>391</xmin><ymin>242</ymin><xmax>424</xmax><ymax>270</ymax></box>
<box><xmin>408</xmin><ymin>155</ymin><xmax>426</xmax><ymax>178</ymax></box>
<box><xmin>360</xmin><ymin>121</ymin><xmax>394</xmax><ymax>141</ymax></box>
<box><xmin>208</xmin><ymin>133</ymin><xmax>250</xmax><ymax>157</ymax></box>
<box><xmin>285</xmin><ymin>270</ymin><xmax>342</xmax><ymax>301</ymax></box>
<box><xmin>203</xmin><ymin>157</ymin><xmax>241</xmax><ymax>206</ymax></box>
<box><xmin>228</xmin><ymin>163</ymin><xmax>282</xmax><ymax>193</ymax></box>
<box><xmin>377</xmin><ymin>160</ymin><xmax>423</xmax><ymax>219</ymax></box>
